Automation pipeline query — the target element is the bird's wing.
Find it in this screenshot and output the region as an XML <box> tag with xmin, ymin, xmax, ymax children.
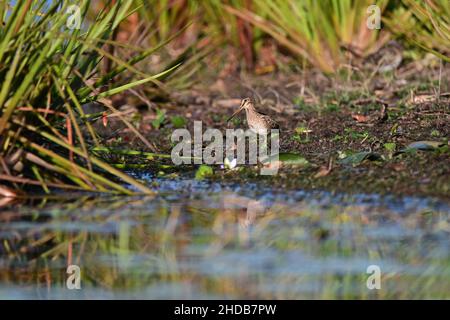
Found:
<box><xmin>261</xmin><ymin>115</ymin><xmax>280</xmax><ymax>129</ymax></box>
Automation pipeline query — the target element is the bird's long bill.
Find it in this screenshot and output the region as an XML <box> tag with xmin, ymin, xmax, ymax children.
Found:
<box><xmin>226</xmin><ymin>104</ymin><xmax>245</xmax><ymax>122</ymax></box>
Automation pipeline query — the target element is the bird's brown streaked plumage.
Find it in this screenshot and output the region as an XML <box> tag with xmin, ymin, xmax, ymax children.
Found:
<box><xmin>226</xmin><ymin>98</ymin><xmax>279</xmax><ymax>131</ymax></box>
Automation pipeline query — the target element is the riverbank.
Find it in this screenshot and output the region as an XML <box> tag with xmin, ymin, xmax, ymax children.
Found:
<box><xmin>95</xmin><ymin>62</ymin><xmax>449</xmax><ymax>199</ymax></box>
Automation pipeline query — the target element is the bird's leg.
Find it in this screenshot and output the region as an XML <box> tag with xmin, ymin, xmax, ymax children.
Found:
<box><xmin>257</xmin><ymin>129</ymin><xmax>269</xmax><ymax>164</ymax></box>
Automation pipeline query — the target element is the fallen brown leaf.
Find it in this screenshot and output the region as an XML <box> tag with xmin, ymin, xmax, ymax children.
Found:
<box><xmin>352</xmin><ymin>114</ymin><xmax>370</xmax><ymax>123</ymax></box>
<box><xmin>314</xmin><ymin>166</ymin><xmax>332</xmax><ymax>178</ymax></box>
<box><xmin>410</xmin><ymin>94</ymin><xmax>435</xmax><ymax>104</ymax></box>
<box><xmin>314</xmin><ymin>157</ymin><xmax>334</xmax><ymax>178</ymax></box>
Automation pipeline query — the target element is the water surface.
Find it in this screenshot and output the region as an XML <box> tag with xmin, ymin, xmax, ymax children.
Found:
<box><xmin>0</xmin><ymin>173</ymin><xmax>449</xmax><ymax>299</ymax></box>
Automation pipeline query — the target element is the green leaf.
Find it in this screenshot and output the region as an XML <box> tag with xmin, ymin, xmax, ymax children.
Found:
<box><xmin>395</xmin><ymin>141</ymin><xmax>446</xmax><ymax>156</ymax></box>
<box><xmin>152</xmin><ymin>109</ymin><xmax>166</xmax><ymax>129</ymax></box>
<box><xmin>170</xmin><ymin>115</ymin><xmax>187</xmax><ymax>128</ymax></box>
<box><xmin>339</xmin><ymin>152</ymin><xmax>383</xmax><ymax>166</ymax></box>
<box><xmin>406</xmin><ymin>141</ymin><xmax>445</xmax><ymax>151</ymax></box>
<box><xmin>383</xmin><ymin>142</ymin><xmax>396</xmax><ymax>152</ymax></box>
<box><xmin>431</xmin><ymin>130</ymin><xmax>441</xmax><ymax>137</ymax></box>
<box><xmin>195</xmin><ymin>165</ymin><xmax>214</xmax><ymax>180</ymax></box>
<box><xmin>295</xmin><ymin>126</ymin><xmax>312</xmax><ymax>134</ymax></box>
<box><xmin>262</xmin><ymin>153</ymin><xmax>309</xmax><ymax>167</ymax></box>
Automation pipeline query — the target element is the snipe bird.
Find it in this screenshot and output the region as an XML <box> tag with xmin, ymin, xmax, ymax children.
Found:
<box><xmin>227</xmin><ymin>98</ymin><xmax>279</xmax><ymax>131</ymax></box>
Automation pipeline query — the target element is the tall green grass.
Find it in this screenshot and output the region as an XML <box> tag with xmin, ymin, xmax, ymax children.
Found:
<box><xmin>0</xmin><ymin>0</ymin><xmax>179</xmax><ymax>196</ymax></box>
<box><xmin>128</xmin><ymin>1</ymin><xmax>448</xmax><ymax>73</ymax></box>
<box><xmin>226</xmin><ymin>0</ymin><xmax>391</xmax><ymax>73</ymax></box>
<box><xmin>386</xmin><ymin>0</ymin><xmax>450</xmax><ymax>62</ymax></box>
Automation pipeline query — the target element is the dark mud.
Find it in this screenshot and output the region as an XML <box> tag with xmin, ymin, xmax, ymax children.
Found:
<box><xmin>99</xmin><ymin>64</ymin><xmax>450</xmax><ymax>199</ymax></box>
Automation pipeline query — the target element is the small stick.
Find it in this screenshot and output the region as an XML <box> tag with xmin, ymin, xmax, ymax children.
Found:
<box><xmin>438</xmin><ymin>59</ymin><xmax>443</xmax><ymax>102</ymax></box>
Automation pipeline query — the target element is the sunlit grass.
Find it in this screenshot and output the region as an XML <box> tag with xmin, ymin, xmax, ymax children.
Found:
<box><xmin>386</xmin><ymin>0</ymin><xmax>450</xmax><ymax>62</ymax></box>
<box><xmin>225</xmin><ymin>0</ymin><xmax>391</xmax><ymax>73</ymax></box>
<box><xmin>0</xmin><ymin>0</ymin><xmax>182</xmax><ymax>195</ymax></box>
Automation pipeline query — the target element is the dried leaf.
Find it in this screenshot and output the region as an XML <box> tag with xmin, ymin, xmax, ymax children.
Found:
<box><xmin>314</xmin><ymin>166</ymin><xmax>332</xmax><ymax>178</ymax></box>
<box><xmin>411</xmin><ymin>94</ymin><xmax>435</xmax><ymax>104</ymax></box>
<box><xmin>102</xmin><ymin>112</ymin><xmax>108</xmax><ymax>127</ymax></box>
<box><xmin>314</xmin><ymin>156</ymin><xmax>333</xmax><ymax>178</ymax></box>
<box><xmin>352</xmin><ymin>114</ymin><xmax>370</xmax><ymax>123</ymax></box>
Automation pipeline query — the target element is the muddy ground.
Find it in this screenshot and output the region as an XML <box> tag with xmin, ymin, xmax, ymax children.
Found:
<box><xmin>101</xmin><ymin>59</ymin><xmax>450</xmax><ymax>200</ymax></box>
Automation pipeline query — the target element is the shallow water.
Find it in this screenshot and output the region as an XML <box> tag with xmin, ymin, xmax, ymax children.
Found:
<box><xmin>0</xmin><ymin>173</ymin><xmax>449</xmax><ymax>299</ymax></box>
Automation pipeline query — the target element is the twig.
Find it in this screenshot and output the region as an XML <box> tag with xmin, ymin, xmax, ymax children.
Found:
<box><xmin>438</xmin><ymin>59</ymin><xmax>443</xmax><ymax>102</ymax></box>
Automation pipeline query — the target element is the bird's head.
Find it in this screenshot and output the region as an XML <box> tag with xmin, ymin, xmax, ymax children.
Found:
<box><xmin>227</xmin><ymin>98</ymin><xmax>253</xmax><ymax>122</ymax></box>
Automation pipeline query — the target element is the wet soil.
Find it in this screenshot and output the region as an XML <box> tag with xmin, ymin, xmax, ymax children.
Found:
<box><xmin>103</xmin><ymin>62</ymin><xmax>450</xmax><ymax>199</ymax></box>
